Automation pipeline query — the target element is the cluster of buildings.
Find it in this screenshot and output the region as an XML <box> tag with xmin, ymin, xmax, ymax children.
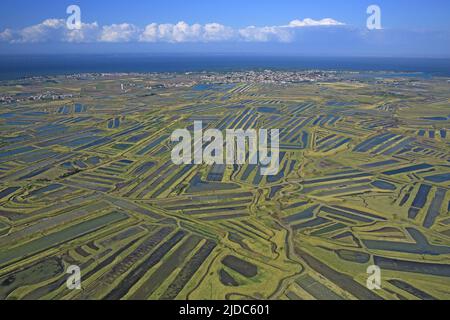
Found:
<box><xmin>198</xmin><ymin>70</ymin><xmax>339</xmax><ymax>84</ymax></box>
<box><xmin>0</xmin><ymin>91</ymin><xmax>75</xmax><ymax>104</ymax></box>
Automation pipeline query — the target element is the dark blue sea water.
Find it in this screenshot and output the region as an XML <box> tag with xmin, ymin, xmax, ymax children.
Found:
<box><xmin>0</xmin><ymin>54</ymin><xmax>450</xmax><ymax>80</ymax></box>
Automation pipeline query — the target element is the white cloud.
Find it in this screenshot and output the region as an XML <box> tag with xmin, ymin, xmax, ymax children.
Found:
<box><xmin>65</xmin><ymin>22</ymin><xmax>99</xmax><ymax>43</ymax></box>
<box><xmin>140</xmin><ymin>21</ymin><xmax>235</xmax><ymax>42</ymax></box>
<box><xmin>238</xmin><ymin>18</ymin><xmax>345</xmax><ymax>43</ymax></box>
<box><xmin>1</xmin><ymin>18</ymin><xmax>100</xmax><ymax>43</ymax></box>
<box><xmin>0</xmin><ymin>29</ymin><xmax>14</xmax><ymax>42</ymax></box>
<box><xmin>0</xmin><ymin>18</ymin><xmax>345</xmax><ymax>44</ymax></box>
<box><xmin>100</xmin><ymin>23</ymin><xmax>140</xmax><ymax>42</ymax></box>
<box><xmin>16</xmin><ymin>19</ymin><xmax>66</xmax><ymax>43</ymax></box>
<box><xmin>238</xmin><ymin>26</ymin><xmax>292</xmax><ymax>42</ymax></box>
<box><xmin>287</xmin><ymin>18</ymin><xmax>344</xmax><ymax>28</ymax></box>
<box><xmin>140</xmin><ymin>22</ymin><xmax>203</xmax><ymax>42</ymax></box>
<box><xmin>203</xmin><ymin>23</ymin><xmax>235</xmax><ymax>41</ymax></box>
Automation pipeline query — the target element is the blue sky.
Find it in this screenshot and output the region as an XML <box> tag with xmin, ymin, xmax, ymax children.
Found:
<box><xmin>1</xmin><ymin>0</ymin><xmax>449</xmax><ymax>56</ymax></box>
<box><xmin>2</xmin><ymin>0</ymin><xmax>450</xmax><ymax>30</ymax></box>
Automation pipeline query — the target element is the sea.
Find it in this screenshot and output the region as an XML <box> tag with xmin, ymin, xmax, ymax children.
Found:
<box><xmin>0</xmin><ymin>54</ymin><xmax>450</xmax><ymax>80</ymax></box>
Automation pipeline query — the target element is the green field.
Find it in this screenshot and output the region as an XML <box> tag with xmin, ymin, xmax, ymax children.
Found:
<box><xmin>0</xmin><ymin>72</ymin><xmax>449</xmax><ymax>300</ymax></box>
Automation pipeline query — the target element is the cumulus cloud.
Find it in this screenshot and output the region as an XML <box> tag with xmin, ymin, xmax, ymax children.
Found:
<box><xmin>141</xmin><ymin>22</ymin><xmax>201</xmax><ymax>42</ymax></box>
<box><xmin>139</xmin><ymin>21</ymin><xmax>235</xmax><ymax>42</ymax></box>
<box><xmin>239</xmin><ymin>26</ymin><xmax>291</xmax><ymax>42</ymax></box>
<box><xmin>100</xmin><ymin>23</ymin><xmax>140</xmax><ymax>42</ymax></box>
<box><xmin>65</xmin><ymin>22</ymin><xmax>99</xmax><ymax>43</ymax></box>
<box><xmin>0</xmin><ymin>17</ymin><xmax>345</xmax><ymax>44</ymax></box>
<box><xmin>287</xmin><ymin>18</ymin><xmax>344</xmax><ymax>27</ymax></box>
<box><xmin>203</xmin><ymin>23</ymin><xmax>235</xmax><ymax>41</ymax></box>
<box><xmin>0</xmin><ymin>29</ymin><xmax>14</xmax><ymax>42</ymax></box>
<box><xmin>239</xmin><ymin>18</ymin><xmax>345</xmax><ymax>42</ymax></box>
<box><xmin>18</xmin><ymin>19</ymin><xmax>65</xmax><ymax>43</ymax></box>
<box><xmin>1</xmin><ymin>18</ymin><xmax>100</xmax><ymax>43</ymax></box>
